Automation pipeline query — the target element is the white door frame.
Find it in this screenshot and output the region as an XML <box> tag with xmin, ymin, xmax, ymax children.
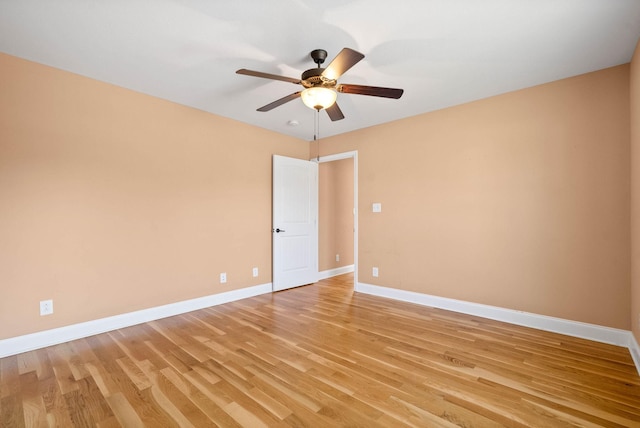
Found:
<box><xmin>315</xmin><ymin>151</ymin><xmax>358</xmax><ymax>287</ymax></box>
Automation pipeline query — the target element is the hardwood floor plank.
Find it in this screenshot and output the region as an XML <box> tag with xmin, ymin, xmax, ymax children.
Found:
<box><xmin>243</xmin><ymin>385</ymin><xmax>292</xmax><ymax>421</ymax></box>
<box><xmin>16</xmin><ymin>352</ymin><xmax>39</xmax><ymax>377</ymax></box>
<box><xmin>104</xmin><ymin>392</ymin><xmax>144</xmax><ymax>428</ymax></box>
<box><xmin>64</xmin><ymin>376</ymin><xmax>115</xmax><ymax>427</ymax></box>
<box><xmin>88</xmin><ymin>354</ymin><xmax>177</xmax><ymax>427</ymax></box>
<box><xmin>244</xmin><ymin>364</ymin><xmax>324</xmax><ymax>413</ymax></box>
<box><xmin>160</xmin><ymin>365</ymin><xmax>238</xmax><ymax>425</ymax></box>
<box><xmin>19</xmin><ymin>371</ymin><xmax>48</xmax><ymax>428</ymax></box>
<box><xmin>143</xmin><ymin>366</ymin><xmax>206</xmax><ymax>428</ymax></box>
<box><xmin>115</xmin><ymin>357</ymin><xmax>152</xmax><ymax>392</ymax></box>
<box><xmin>1</xmin><ymin>356</ymin><xmax>20</xmax><ymax>399</ymax></box>
<box><xmin>1</xmin><ymin>395</ymin><xmax>25</xmax><ymax>428</ymax></box>
<box><xmin>39</xmin><ymin>375</ymin><xmax>75</xmax><ymax>427</ymax></box>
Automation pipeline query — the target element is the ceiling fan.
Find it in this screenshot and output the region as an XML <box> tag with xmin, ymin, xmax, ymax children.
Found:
<box><xmin>236</xmin><ymin>48</ymin><xmax>404</xmax><ymax>121</ymax></box>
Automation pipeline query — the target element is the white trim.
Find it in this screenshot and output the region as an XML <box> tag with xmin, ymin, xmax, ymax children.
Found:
<box><xmin>0</xmin><ymin>283</ymin><xmax>272</xmax><ymax>358</ymax></box>
<box><xmin>318</xmin><ymin>264</ymin><xmax>355</xmax><ymax>280</ymax></box>
<box><xmin>355</xmin><ymin>282</ymin><xmax>632</xmax><ymax>347</ymax></box>
<box><xmin>629</xmin><ymin>334</ymin><xmax>640</xmax><ymax>376</ymax></box>
<box><xmin>317</xmin><ymin>150</ymin><xmax>358</xmax><ymax>163</ymax></box>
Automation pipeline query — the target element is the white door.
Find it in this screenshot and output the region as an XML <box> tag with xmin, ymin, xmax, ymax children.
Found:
<box><xmin>272</xmin><ymin>155</ymin><xmax>318</xmax><ymax>291</ymax></box>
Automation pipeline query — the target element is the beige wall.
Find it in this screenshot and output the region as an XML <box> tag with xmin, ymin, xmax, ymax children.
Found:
<box><xmin>0</xmin><ymin>53</ymin><xmax>308</xmax><ymax>339</ymax></box>
<box><xmin>0</xmin><ymin>51</ymin><xmax>634</xmax><ymax>341</ymax></box>
<box><xmin>319</xmin><ymin>158</ymin><xmax>354</xmax><ymax>272</ymax></box>
<box><xmin>320</xmin><ymin>65</ymin><xmax>631</xmax><ymax>330</ymax></box>
<box><xmin>632</xmin><ymin>40</ymin><xmax>640</xmax><ymax>342</ymax></box>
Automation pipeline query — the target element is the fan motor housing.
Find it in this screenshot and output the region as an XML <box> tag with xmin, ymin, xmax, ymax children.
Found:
<box><xmin>301</xmin><ymin>68</ymin><xmax>336</xmax><ymax>89</ymax></box>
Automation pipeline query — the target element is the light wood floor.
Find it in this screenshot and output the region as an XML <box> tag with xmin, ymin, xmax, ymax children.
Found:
<box><xmin>1</xmin><ymin>273</ymin><xmax>639</xmax><ymax>427</ymax></box>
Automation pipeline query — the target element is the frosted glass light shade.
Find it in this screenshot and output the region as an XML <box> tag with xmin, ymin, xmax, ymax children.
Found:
<box><xmin>301</xmin><ymin>87</ymin><xmax>337</xmax><ymax>110</ymax></box>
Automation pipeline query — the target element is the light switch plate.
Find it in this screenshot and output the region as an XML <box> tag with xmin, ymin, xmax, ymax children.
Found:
<box><xmin>372</xmin><ymin>203</ymin><xmax>382</xmax><ymax>213</ymax></box>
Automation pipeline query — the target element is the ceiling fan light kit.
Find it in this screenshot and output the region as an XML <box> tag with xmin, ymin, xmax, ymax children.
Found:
<box><xmin>301</xmin><ymin>87</ymin><xmax>337</xmax><ymax>110</ymax></box>
<box><xmin>236</xmin><ymin>48</ymin><xmax>404</xmax><ymax>121</ymax></box>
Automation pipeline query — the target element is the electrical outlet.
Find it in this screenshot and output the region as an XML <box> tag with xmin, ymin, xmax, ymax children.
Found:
<box><xmin>372</xmin><ymin>267</ymin><xmax>379</xmax><ymax>277</ymax></box>
<box><xmin>220</xmin><ymin>272</ymin><xmax>227</xmax><ymax>284</ymax></box>
<box><xmin>336</xmin><ymin>254</ymin><xmax>340</xmax><ymax>262</ymax></box>
<box><xmin>40</xmin><ymin>299</ymin><xmax>53</xmax><ymax>316</ymax></box>
<box><xmin>252</xmin><ymin>267</ymin><xmax>259</xmax><ymax>277</ymax></box>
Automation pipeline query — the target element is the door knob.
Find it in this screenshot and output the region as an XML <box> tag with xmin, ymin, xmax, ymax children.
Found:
<box><xmin>274</xmin><ymin>228</ymin><xmax>285</xmax><ymax>233</ymax></box>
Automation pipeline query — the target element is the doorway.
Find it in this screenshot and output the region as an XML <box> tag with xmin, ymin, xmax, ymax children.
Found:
<box><xmin>317</xmin><ymin>151</ymin><xmax>358</xmax><ymax>287</ymax></box>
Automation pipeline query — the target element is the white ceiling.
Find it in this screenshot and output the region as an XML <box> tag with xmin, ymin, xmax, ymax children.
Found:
<box><xmin>1</xmin><ymin>0</ymin><xmax>639</xmax><ymax>141</ymax></box>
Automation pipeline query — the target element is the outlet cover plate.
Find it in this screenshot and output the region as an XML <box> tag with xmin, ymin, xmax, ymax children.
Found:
<box><xmin>40</xmin><ymin>299</ymin><xmax>53</xmax><ymax>316</ymax></box>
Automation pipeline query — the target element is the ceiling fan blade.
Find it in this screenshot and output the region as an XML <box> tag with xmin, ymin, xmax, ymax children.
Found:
<box><xmin>325</xmin><ymin>103</ymin><xmax>345</xmax><ymax>121</ymax></box>
<box><xmin>322</xmin><ymin>48</ymin><xmax>364</xmax><ymax>80</ymax></box>
<box><xmin>257</xmin><ymin>92</ymin><xmax>302</xmax><ymax>112</ymax></box>
<box><xmin>337</xmin><ymin>84</ymin><xmax>404</xmax><ymax>99</ymax></box>
<box><xmin>236</xmin><ymin>69</ymin><xmax>301</xmax><ymax>84</ymax></box>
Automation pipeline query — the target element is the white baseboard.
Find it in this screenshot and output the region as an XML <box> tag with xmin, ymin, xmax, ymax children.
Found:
<box><xmin>356</xmin><ymin>282</ymin><xmax>640</xmax><ymax>374</ymax></box>
<box><xmin>4</xmin><ymin>279</ymin><xmax>639</xmax><ymax>376</ymax></box>
<box><xmin>318</xmin><ymin>264</ymin><xmax>354</xmax><ymax>280</ymax></box>
<box><xmin>0</xmin><ymin>282</ymin><xmax>272</xmax><ymax>358</ymax></box>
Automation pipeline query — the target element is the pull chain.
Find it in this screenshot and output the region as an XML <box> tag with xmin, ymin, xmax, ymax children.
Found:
<box><xmin>314</xmin><ymin>108</ymin><xmax>320</xmax><ymax>162</ymax></box>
